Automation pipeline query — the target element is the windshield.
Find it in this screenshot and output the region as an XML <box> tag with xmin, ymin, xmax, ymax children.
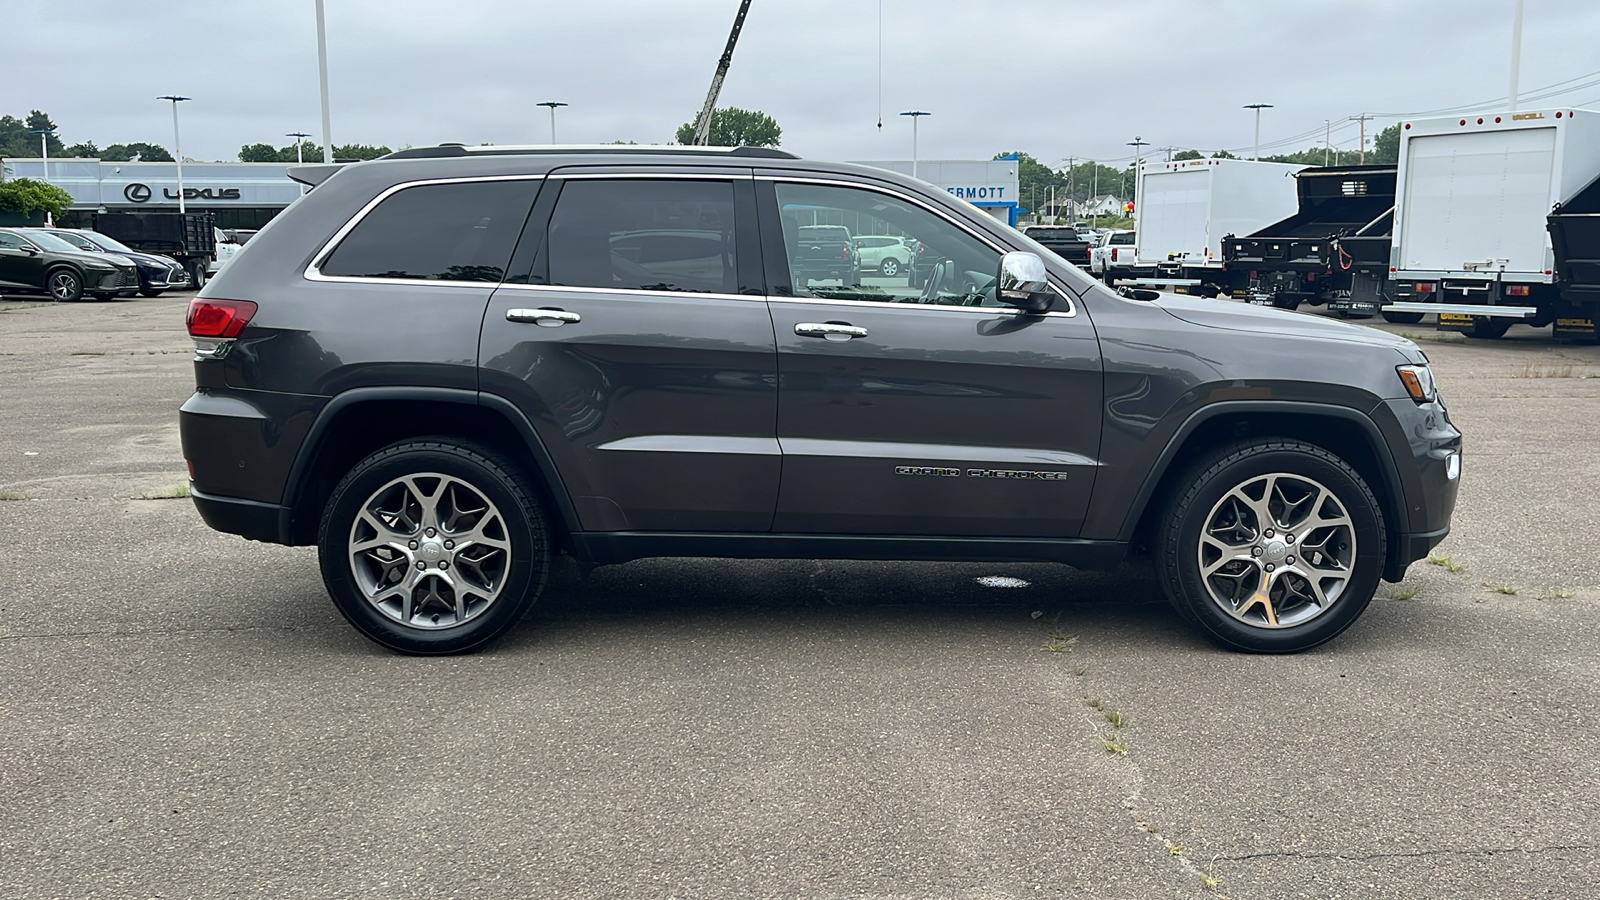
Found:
<box><xmin>19</xmin><ymin>230</ymin><xmax>85</xmax><ymax>253</ymax></box>
<box><xmin>79</xmin><ymin>231</ymin><xmax>136</xmax><ymax>253</ymax></box>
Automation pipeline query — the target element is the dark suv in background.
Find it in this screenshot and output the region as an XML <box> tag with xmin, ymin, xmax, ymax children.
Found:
<box><xmin>0</xmin><ymin>227</ymin><xmax>140</xmax><ymax>301</ymax></box>
<box><xmin>181</xmin><ymin>145</ymin><xmax>1461</xmax><ymax>656</ymax></box>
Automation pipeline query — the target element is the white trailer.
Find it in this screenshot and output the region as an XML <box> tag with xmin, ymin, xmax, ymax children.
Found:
<box><xmin>1129</xmin><ymin>158</ymin><xmax>1305</xmax><ymax>294</ymax></box>
<box><xmin>1386</xmin><ymin>108</ymin><xmax>1600</xmax><ymax>339</ymax></box>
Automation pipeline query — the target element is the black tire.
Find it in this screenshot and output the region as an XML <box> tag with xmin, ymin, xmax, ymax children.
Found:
<box><xmin>1469</xmin><ymin>317</ymin><xmax>1510</xmax><ymax>339</ymax></box>
<box><xmin>1382</xmin><ymin>311</ymin><xmax>1425</xmax><ymax>324</ymax></box>
<box><xmin>880</xmin><ymin>257</ymin><xmax>900</xmax><ymax>278</ymax></box>
<box><xmin>140</xmin><ymin>288</ymin><xmax>164</xmax><ymax>298</ymax></box>
<box><xmin>188</xmin><ymin>260</ymin><xmax>208</xmax><ymax>291</ymax></box>
<box><xmin>1272</xmin><ymin>294</ymin><xmax>1301</xmax><ymax>311</ymax></box>
<box><xmin>318</xmin><ymin>439</ymin><xmax>552</xmax><ymax>655</ymax></box>
<box><xmin>1154</xmin><ymin>439</ymin><xmax>1386</xmax><ymax>653</ymax></box>
<box><xmin>46</xmin><ymin>267</ymin><xmax>83</xmax><ymax>302</ymax></box>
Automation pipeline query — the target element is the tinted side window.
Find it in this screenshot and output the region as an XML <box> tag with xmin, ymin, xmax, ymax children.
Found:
<box><xmin>546</xmin><ymin>179</ymin><xmax>737</xmax><ymax>294</ymax></box>
<box><xmin>321</xmin><ymin>180</ymin><xmax>538</xmax><ymax>283</ymax></box>
<box><xmin>0</xmin><ymin>233</ymin><xmax>25</xmax><ymax>250</ymax></box>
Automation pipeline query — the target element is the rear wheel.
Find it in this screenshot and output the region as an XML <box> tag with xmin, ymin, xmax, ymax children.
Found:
<box><xmin>188</xmin><ymin>260</ymin><xmax>208</xmax><ymax>291</ymax></box>
<box><xmin>1272</xmin><ymin>294</ymin><xmax>1301</xmax><ymax>311</ymax></box>
<box><xmin>47</xmin><ymin>268</ymin><xmax>83</xmax><ymax>302</ymax></box>
<box><xmin>1382</xmin><ymin>311</ymin><xmax>1425</xmax><ymax>324</ymax></box>
<box><xmin>880</xmin><ymin>257</ymin><xmax>900</xmax><ymax>277</ymax></box>
<box><xmin>1469</xmin><ymin>317</ymin><xmax>1511</xmax><ymax>339</ymax></box>
<box><xmin>1155</xmin><ymin>439</ymin><xmax>1386</xmax><ymax>653</ymax></box>
<box><xmin>318</xmin><ymin>439</ymin><xmax>551</xmax><ymax>655</ymax></box>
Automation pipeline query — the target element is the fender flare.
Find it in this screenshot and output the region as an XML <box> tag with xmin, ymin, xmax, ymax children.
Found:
<box><xmin>1115</xmin><ymin>399</ymin><xmax>1407</xmax><ymax>544</ymax></box>
<box><xmin>278</xmin><ymin>386</ymin><xmax>580</xmax><ymax>543</ymax></box>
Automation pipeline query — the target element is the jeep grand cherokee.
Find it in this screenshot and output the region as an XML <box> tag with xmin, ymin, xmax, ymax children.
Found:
<box><xmin>180</xmin><ymin>144</ymin><xmax>1461</xmax><ymax>655</ymax></box>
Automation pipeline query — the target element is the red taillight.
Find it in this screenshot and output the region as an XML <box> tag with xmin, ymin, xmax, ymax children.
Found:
<box><xmin>187</xmin><ymin>298</ymin><xmax>257</xmax><ymax>338</ymax></box>
<box><xmin>1416</xmin><ymin>282</ymin><xmax>1436</xmax><ymax>293</ymax></box>
<box><xmin>1507</xmin><ymin>285</ymin><xmax>1530</xmax><ymax>296</ymax></box>
<box><xmin>1111</xmin><ymin>248</ymin><xmax>1119</xmax><ymax>262</ymax></box>
<box><xmin>842</xmin><ymin>245</ymin><xmax>851</xmax><ymax>260</ymax></box>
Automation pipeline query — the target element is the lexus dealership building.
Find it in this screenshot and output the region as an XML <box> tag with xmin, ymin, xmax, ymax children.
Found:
<box><xmin>1</xmin><ymin>158</ymin><xmax>303</xmax><ymax>229</ymax></box>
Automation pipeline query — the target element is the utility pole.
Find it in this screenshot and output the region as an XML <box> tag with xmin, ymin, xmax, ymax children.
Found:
<box><xmin>1509</xmin><ymin>0</ymin><xmax>1525</xmax><ymax>112</ymax></box>
<box><xmin>900</xmin><ymin>111</ymin><xmax>930</xmax><ymax>177</ymax></box>
<box><xmin>158</xmin><ymin>96</ymin><xmax>190</xmax><ymax>214</ymax></box>
<box><xmin>287</xmin><ymin>131</ymin><xmax>312</xmax><ymax>193</ymax></box>
<box><xmin>1244</xmin><ymin>103</ymin><xmax>1273</xmax><ymax>160</ymax></box>
<box><xmin>1353</xmin><ymin>113</ymin><xmax>1374</xmax><ymax>164</ymax></box>
<box><xmin>1128</xmin><ymin>136</ymin><xmax>1149</xmax><ymax>225</ymax></box>
<box><xmin>537</xmin><ymin>101</ymin><xmax>567</xmax><ymax>143</ymax></box>
<box><xmin>1324</xmin><ymin>120</ymin><xmax>1331</xmax><ymax>166</ymax></box>
<box><xmin>1065</xmin><ymin>156</ymin><xmax>1075</xmax><ymax>223</ymax></box>
<box><xmin>1160</xmin><ymin>145</ymin><xmax>1180</xmax><ymax>162</ymax></box>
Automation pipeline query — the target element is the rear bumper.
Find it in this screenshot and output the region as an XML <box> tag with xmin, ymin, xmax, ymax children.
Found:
<box><xmin>190</xmin><ymin>486</ymin><xmax>286</xmax><ymax>544</ymax></box>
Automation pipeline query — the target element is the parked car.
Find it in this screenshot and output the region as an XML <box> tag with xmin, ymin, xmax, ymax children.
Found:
<box><xmin>209</xmin><ymin>227</ymin><xmax>245</xmax><ymax>275</ymax></box>
<box><xmin>789</xmin><ymin>224</ymin><xmax>860</xmax><ymax>285</ymax></box>
<box><xmin>92</xmin><ymin>211</ymin><xmax>217</xmax><ymax>290</ymax></box>
<box><xmin>853</xmin><ymin>234</ymin><xmax>913</xmax><ymax>277</ymax></box>
<box><xmin>0</xmin><ymin>227</ymin><xmax>140</xmax><ymax>301</ymax></box>
<box><xmin>1089</xmin><ymin>229</ymin><xmax>1137</xmax><ymax>285</ymax></box>
<box><xmin>1019</xmin><ymin>225</ymin><xmax>1092</xmax><ymax>268</ymax></box>
<box><xmin>182</xmin><ymin>143</ymin><xmax>1461</xmax><ymax>656</ymax></box>
<box><xmin>43</xmin><ymin>228</ymin><xmax>191</xmax><ymax>297</ymax></box>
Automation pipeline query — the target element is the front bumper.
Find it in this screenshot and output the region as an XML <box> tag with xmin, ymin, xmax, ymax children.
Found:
<box><xmin>1378</xmin><ymin>395</ymin><xmax>1462</xmax><ymax>581</ymax></box>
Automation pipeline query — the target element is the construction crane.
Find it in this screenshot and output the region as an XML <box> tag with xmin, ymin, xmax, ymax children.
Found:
<box><xmin>690</xmin><ymin>0</ymin><xmax>755</xmax><ymax>146</ymax></box>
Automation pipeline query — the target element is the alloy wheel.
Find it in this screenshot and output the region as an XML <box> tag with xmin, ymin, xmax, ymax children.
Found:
<box><xmin>1196</xmin><ymin>472</ymin><xmax>1357</xmax><ymax>628</ymax></box>
<box><xmin>347</xmin><ymin>472</ymin><xmax>512</xmax><ymax>630</ymax></box>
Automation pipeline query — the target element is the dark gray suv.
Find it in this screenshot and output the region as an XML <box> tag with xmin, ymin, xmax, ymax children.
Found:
<box><xmin>180</xmin><ymin>145</ymin><xmax>1461</xmax><ymax>655</ymax></box>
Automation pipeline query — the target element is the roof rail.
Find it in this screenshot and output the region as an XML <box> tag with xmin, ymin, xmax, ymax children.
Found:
<box><xmin>379</xmin><ymin>144</ymin><xmax>799</xmax><ymax>161</ymax></box>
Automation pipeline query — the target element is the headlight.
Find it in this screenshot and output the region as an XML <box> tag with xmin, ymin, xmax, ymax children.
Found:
<box><xmin>1396</xmin><ymin>364</ymin><xmax>1436</xmax><ymax>403</ymax></box>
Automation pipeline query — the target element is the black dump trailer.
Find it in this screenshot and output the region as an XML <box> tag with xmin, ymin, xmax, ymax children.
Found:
<box><xmin>1548</xmin><ymin>171</ymin><xmax>1600</xmax><ymax>343</ymax></box>
<box><xmin>92</xmin><ymin>211</ymin><xmax>217</xmax><ymax>290</ymax></box>
<box><xmin>1221</xmin><ymin>165</ymin><xmax>1400</xmax><ymax>320</ymax></box>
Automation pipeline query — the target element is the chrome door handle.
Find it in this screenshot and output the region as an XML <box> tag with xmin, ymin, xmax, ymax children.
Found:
<box><xmin>506</xmin><ymin>307</ymin><xmax>581</xmax><ymax>327</ymax></box>
<box><xmin>794</xmin><ymin>322</ymin><xmax>867</xmax><ymax>341</ymax></box>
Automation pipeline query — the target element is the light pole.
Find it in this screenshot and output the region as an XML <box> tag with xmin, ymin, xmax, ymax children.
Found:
<box><xmin>1128</xmin><ymin>136</ymin><xmax>1149</xmax><ymax>224</ymax></box>
<box><xmin>1244</xmin><ymin>103</ymin><xmax>1273</xmax><ymax>160</ymax></box>
<box><xmin>29</xmin><ymin>126</ymin><xmax>54</xmax><ymax>183</ymax></box>
<box><xmin>1509</xmin><ymin>0</ymin><xmax>1525</xmax><ymax>112</ymax></box>
<box><xmin>900</xmin><ymin>110</ymin><xmax>930</xmax><ymax>178</ymax></box>
<box><xmin>316</xmin><ymin>0</ymin><xmax>334</xmax><ymax>163</ymax></box>
<box><xmin>158</xmin><ymin>96</ymin><xmax>191</xmax><ymax>214</ymax></box>
<box><xmin>537</xmin><ymin>101</ymin><xmax>568</xmax><ymax>143</ymax></box>
<box><xmin>287</xmin><ymin>132</ymin><xmax>312</xmax><ymax>194</ymax></box>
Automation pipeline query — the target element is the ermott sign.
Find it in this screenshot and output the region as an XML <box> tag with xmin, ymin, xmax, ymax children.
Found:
<box><xmin>946</xmin><ymin>186</ymin><xmax>1007</xmax><ymax>201</ymax></box>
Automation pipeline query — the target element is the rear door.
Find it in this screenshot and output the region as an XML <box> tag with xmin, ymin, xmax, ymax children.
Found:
<box><xmin>759</xmin><ymin>177</ymin><xmax>1103</xmax><ymax>538</ymax></box>
<box><xmin>1400</xmin><ymin>128</ymin><xmax>1557</xmax><ymax>274</ymax></box>
<box><xmin>479</xmin><ymin>170</ymin><xmax>781</xmax><ymax>533</ymax></box>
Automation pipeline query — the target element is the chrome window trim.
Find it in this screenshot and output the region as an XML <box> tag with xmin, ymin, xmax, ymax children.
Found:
<box><xmin>760</xmin><ymin>175</ymin><xmax>1077</xmax><ymax>317</ymax></box>
<box><xmin>302</xmin><ymin>174</ymin><xmax>547</xmax><ymax>285</ymax></box>
<box><xmin>494</xmin><ymin>282</ymin><xmax>760</xmax><ymax>303</ymax></box>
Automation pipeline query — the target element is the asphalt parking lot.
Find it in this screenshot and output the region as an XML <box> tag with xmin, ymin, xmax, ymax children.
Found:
<box><xmin>2</xmin><ymin>291</ymin><xmax>1598</xmax><ymax>899</ymax></box>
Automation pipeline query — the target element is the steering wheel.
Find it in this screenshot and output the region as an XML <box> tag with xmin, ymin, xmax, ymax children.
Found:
<box><xmin>918</xmin><ymin>259</ymin><xmax>951</xmax><ymax>303</ymax></box>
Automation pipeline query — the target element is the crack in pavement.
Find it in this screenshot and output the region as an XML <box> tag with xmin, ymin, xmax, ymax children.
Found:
<box><xmin>1215</xmin><ymin>843</ymin><xmax>1594</xmax><ymax>863</ymax></box>
<box><xmin>0</xmin><ymin>623</ymin><xmax>317</xmax><ymax>641</ymax></box>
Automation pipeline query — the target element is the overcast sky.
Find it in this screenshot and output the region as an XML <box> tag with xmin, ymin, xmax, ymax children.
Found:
<box><xmin>8</xmin><ymin>0</ymin><xmax>1600</xmax><ymax>167</ymax></box>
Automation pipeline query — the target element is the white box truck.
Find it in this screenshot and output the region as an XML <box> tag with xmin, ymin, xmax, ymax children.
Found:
<box><xmin>1129</xmin><ymin>158</ymin><xmax>1305</xmax><ymax>295</ymax></box>
<box><xmin>1385</xmin><ymin>108</ymin><xmax>1600</xmax><ymax>340</ymax></box>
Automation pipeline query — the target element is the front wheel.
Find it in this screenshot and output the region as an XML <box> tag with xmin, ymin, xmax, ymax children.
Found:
<box><xmin>1155</xmin><ymin>439</ymin><xmax>1386</xmax><ymax>653</ymax></box>
<box><xmin>140</xmin><ymin>288</ymin><xmax>165</xmax><ymax>298</ymax></box>
<box><xmin>48</xmin><ymin>268</ymin><xmax>84</xmax><ymax>302</ymax></box>
<box><xmin>1382</xmin><ymin>310</ymin><xmax>1425</xmax><ymax>324</ymax></box>
<box><xmin>880</xmin><ymin>257</ymin><xmax>900</xmax><ymax>278</ymax></box>
<box><xmin>318</xmin><ymin>439</ymin><xmax>551</xmax><ymax>655</ymax></box>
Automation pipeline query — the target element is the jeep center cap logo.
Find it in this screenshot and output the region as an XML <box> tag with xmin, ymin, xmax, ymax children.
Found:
<box><xmin>124</xmin><ymin>183</ymin><xmax>152</xmax><ymax>203</ymax></box>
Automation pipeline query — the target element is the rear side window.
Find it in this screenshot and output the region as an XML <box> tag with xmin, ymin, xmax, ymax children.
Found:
<box><xmin>320</xmin><ymin>180</ymin><xmax>538</xmax><ymax>283</ymax></box>
<box><xmin>1111</xmin><ymin>232</ymin><xmax>1134</xmax><ymax>245</ymax></box>
<box><xmin>545</xmin><ymin>179</ymin><xmax>737</xmax><ymax>294</ymax></box>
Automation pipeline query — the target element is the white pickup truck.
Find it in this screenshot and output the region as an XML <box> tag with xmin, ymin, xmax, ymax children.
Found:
<box><xmin>1089</xmin><ymin>230</ymin><xmax>1136</xmax><ymax>284</ymax></box>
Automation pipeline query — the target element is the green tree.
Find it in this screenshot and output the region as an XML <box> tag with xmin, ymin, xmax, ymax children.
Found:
<box><xmin>1</xmin><ymin>111</ymin><xmax>65</xmax><ymax>157</ymax></box>
<box><xmin>62</xmin><ymin>141</ymin><xmax>99</xmax><ymax>157</ymax></box>
<box><xmin>1370</xmin><ymin>124</ymin><xmax>1400</xmax><ymax>164</ymax></box>
<box><xmin>332</xmin><ymin>143</ymin><xmax>391</xmax><ymax>161</ymax></box>
<box><xmin>1211</xmin><ymin>149</ymin><xmax>1238</xmax><ymax>159</ymax></box>
<box><xmin>238</xmin><ymin>142</ymin><xmax>280</xmax><ymax>162</ymax></box>
<box><xmin>996</xmin><ymin>151</ymin><xmax>1067</xmax><ymax>213</ymax></box>
<box><xmin>0</xmin><ymin>177</ymin><xmax>74</xmax><ymax>220</ymax></box>
<box><xmin>101</xmin><ymin>142</ymin><xmax>174</xmax><ymax>162</ymax></box>
<box><xmin>674</xmin><ymin>107</ymin><xmax>781</xmax><ymax>147</ymax></box>
<box><xmin>1173</xmin><ymin>149</ymin><xmax>1204</xmax><ymax>161</ymax></box>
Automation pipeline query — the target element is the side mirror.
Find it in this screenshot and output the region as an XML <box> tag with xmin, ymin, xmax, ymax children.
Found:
<box><xmin>997</xmin><ymin>251</ymin><xmax>1052</xmax><ymax>313</ymax></box>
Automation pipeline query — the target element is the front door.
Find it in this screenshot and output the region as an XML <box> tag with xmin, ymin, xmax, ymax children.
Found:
<box><xmin>479</xmin><ymin>172</ymin><xmax>780</xmax><ymax>533</ymax></box>
<box><xmin>0</xmin><ymin>231</ymin><xmax>46</xmax><ymax>289</ymax></box>
<box><xmin>760</xmin><ymin>179</ymin><xmax>1104</xmax><ymax>538</ymax></box>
